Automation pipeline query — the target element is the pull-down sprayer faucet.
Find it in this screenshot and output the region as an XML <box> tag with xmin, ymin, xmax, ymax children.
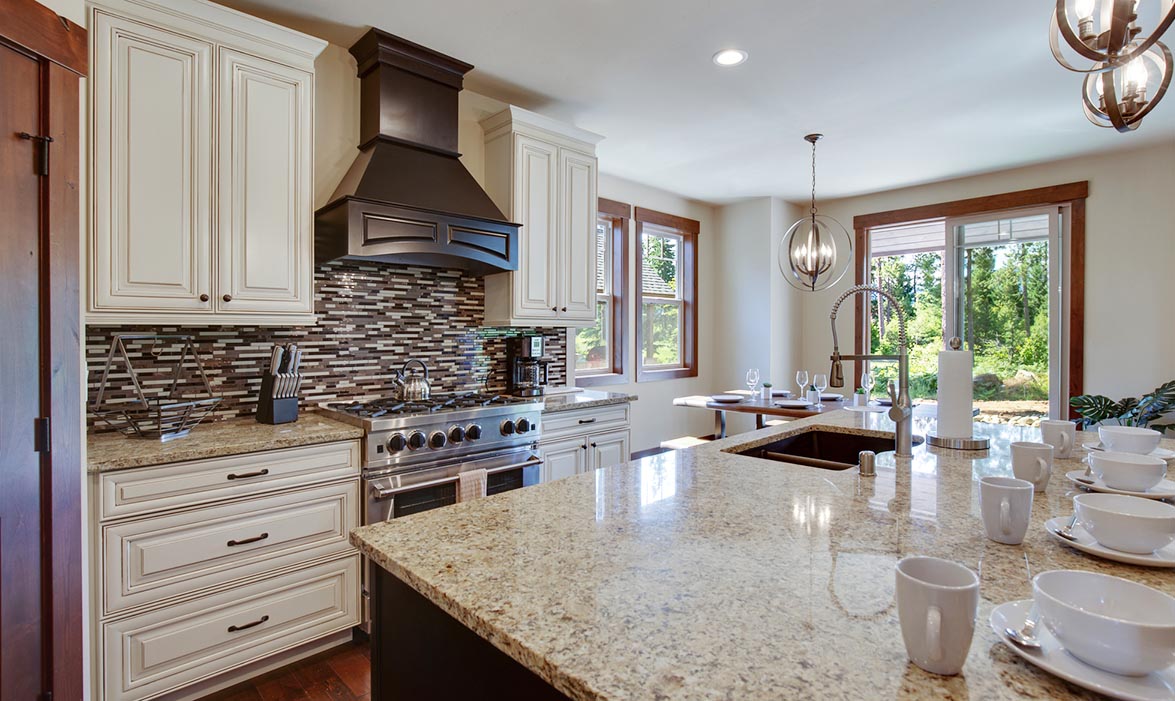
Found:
<box><xmin>828</xmin><ymin>284</ymin><xmax>914</xmax><ymax>457</ymax></box>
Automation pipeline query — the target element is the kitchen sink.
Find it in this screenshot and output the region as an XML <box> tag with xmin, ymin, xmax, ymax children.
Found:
<box><xmin>733</xmin><ymin>429</ymin><xmax>923</xmax><ymax>470</ymax></box>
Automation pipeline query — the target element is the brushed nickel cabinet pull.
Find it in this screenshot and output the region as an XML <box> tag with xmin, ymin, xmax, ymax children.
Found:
<box><xmin>227</xmin><ymin>615</ymin><xmax>269</xmax><ymax>633</ymax></box>
<box><xmin>227</xmin><ymin>532</ymin><xmax>269</xmax><ymax>547</ymax></box>
<box><xmin>227</xmin><ymin>468</ymin><xmax>269</xmax><ymax>480</ymax></box>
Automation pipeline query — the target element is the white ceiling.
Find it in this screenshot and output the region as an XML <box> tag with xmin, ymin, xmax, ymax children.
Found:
<box><xmin>218</xmin><ymin>0</ymin><xmax>1175</xmax><ymax>204</ymax></box>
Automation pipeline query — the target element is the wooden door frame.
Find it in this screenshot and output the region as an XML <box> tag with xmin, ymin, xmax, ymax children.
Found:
<box><xmin>851</xmin><ymin>182</ymin><xmax>1088</xmax><ymax>416</ymax></box>
<box><xmin>1</xmin><ymin>1</ymin><xmax>87</xmax><ymax>699</ymax></box>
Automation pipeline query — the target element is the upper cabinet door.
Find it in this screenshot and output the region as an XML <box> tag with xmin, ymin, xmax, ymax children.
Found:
<box><xmin>216</xmin><ymin>49</ymin><xmax>312</xmax><ymax>315</ymax></box>
<box><xmin>558</xmin><ymin>148</ymin><xmax>598</xmax><ymax>321</ymax></box>
<box><xmin>512</xmin><ymin>135</ymin><xmax>559</xmax><ymax>318</ymax></box>
<box><xmin>91</xmin><ymin>13</ymin><xmax>213</xmax><ymax>311</ymax></box>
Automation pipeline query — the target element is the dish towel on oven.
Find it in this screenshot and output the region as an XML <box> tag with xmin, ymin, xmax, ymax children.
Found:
<box><xmin>457</xmin><ymin>468</ymin><xmax>488</xmax><ymax>503</ymax></box>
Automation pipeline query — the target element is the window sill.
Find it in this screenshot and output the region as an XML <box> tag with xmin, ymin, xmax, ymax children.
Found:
<box><xmin>575</xmin><ymin>372</ymin><xmax>629</xmax><ymax>388</ymax></box>
<box><xmin>637</xmin><ymin>366</ymin><xmax>697</xmax><ymax>383</ymax></box>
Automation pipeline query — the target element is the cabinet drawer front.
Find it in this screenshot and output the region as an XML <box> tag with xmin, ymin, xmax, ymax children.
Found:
<box><xmin>104</xmin><ymin>481</ymin><xmax>357</xmax><ymax>614</ymax></box>
<box><xmin>542</xmin><ymin>404</ymin><xmax>630</xmax><ymax>439</ymax></box>
<box><xmin>104</xmin><ymin>555</ymin><xmax>359</xmax><ymax>701</ymax></box>
<box><xmin>99</xmin><ymin>440</ymin><xmax>360</xmax><ymax>520</ymax></box>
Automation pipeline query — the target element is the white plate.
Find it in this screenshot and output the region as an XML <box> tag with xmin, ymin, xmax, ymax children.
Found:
<box><xmin>774</xmin><ymin>399</ymin><xmax>814</xmax><ymax>409</ymax></box>
<box><xmin>991</xmin><ymin>600</ymin><xmax>1175</xmax><ymax>701</ymax></box>
<box><xmin>820</xmin><ymin>393</ymin><xmax>843</xmax><ymax>402</ymax></box>
<box><xmin>845</xmin><ymin>405</ymin><xmax>886</xmax><ymax>413</ymax></box>
<box><xmin>1089</xmin><ymin>443</ymin><xmax>1175</xmax><ymax>460</ymax></box>
<box><xmin>770</xmin><ymin>389</ymin><xmax>792</xmax><ymax>397</ymax></box>
<box><xmin>875</xmin><ymin>397</ymin><xmax>893</xmax><ymax>406</ymax></box>
<box><xmin>1065</xmin><ymin>470</ymin><xmax>1175</xmax><ymax>500</ymax></box>
<box><xmin>1044</xmin><ymin>516</ymin><xmax>1175</xmax><ymax>568</ymax></box>
<box><xmin>710</xmin><ymin>394</ymin><xmax>744</xmax><ymax>404</ymax></box>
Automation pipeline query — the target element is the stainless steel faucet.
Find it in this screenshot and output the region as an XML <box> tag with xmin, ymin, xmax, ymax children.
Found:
<box><xmin>828</xmin><ymin>284</ymin><xmax>914</xmax><ymax>457</ymax></box>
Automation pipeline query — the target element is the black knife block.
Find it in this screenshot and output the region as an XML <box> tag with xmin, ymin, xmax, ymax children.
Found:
<box><xmin>257</xmin><ymin>374</ymin><xmax>299</xmax><ymax>425</ymax></box>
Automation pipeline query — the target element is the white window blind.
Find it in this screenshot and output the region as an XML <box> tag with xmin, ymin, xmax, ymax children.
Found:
<box><xmin>868</xmin><ymin>219</ymin><xmax>947</xmax><ymax>257</ymax></box>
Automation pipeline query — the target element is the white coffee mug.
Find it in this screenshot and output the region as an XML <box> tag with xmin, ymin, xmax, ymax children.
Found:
<box><xmin>1040</xmin><ymin>420</ymin><xmax>1077</xmax><ymax>459</ymax></box>
<box><xmin>979</xmin><ymin>476</ymin><xmax>1034</xmax><ymax>545</ymax></box>
<box><xmin>895</xmin><ymin>556</ymin><xmax>980</xmax><ymax>676</ymax></box>
<box><xmin>1011</xmin><ymin>441</ymin><xmax>1054</xmax><ymax>492</ymax></box>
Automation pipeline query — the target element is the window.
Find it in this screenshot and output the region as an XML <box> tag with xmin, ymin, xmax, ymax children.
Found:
<box><xmin>575</xmin><ymin>198</ymin><xmax>629</xmax><ymax>385</ymax></box>
<box><xmin>853</xmin><ymin>182</ymin><xmax>1087</xmax><ymax>420</ymax></box>
<box><xmin>636</xmin><ymin>207</ymin><xmax>698</xmax><ymax>381</ymax></box>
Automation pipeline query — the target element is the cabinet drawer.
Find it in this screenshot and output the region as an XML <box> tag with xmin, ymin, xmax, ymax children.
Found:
<box><xmin>98</xmin><ymin>440</ymin><xmax>360</xmax><ymax>520</ymax></box>
<box><xmin>103</xmin><ymin>555</ymin><xmax>359</xmax><ymax>701</ymax></box>
<box><xmin>542</xmin><ymin>404</ymin><xmax>630</xmax><ymax>439</ymax></box>
<box><xmin>103</xmin><ymin>481</ymin><xmax>357</xmax><ymax>614</ymax></box>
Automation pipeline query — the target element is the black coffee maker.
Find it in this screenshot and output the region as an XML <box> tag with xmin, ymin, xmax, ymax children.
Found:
<box><xmin>506</xmin><ymin>336</ymin><xmax>553</xmax><ymax>397</ymax></box>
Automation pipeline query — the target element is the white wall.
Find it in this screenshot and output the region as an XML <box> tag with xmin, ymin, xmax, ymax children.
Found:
<box><xmin>713</xmin><ymin>197</ymin><xmax>803</xmax><ymax>434</ymax></box>
<box><xmin>793</xmin><ymin>142</ymin><xmax>1175</xmax><ymax>400</ymax></box>
<box><xmin>591</xmin><ymin>174</ymin><xmax>720</xmax><ymax>452</ymax></box>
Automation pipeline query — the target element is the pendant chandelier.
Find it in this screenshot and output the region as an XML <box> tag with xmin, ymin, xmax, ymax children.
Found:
<box><xmin>778</xmin><ymin>134</ymin><xmax>852</xmax><ymax>293</ymax></box>
<box><xmin>1050</xmin><ymin>0</ymin><xmax>1174</xmax><ymax>132</ymax></box>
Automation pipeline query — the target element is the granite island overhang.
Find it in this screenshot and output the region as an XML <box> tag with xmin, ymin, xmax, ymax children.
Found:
<box><xmin>350</xmin><ymin>409</ymin><xmax>1174</xmax><ymax>700</ymax></box>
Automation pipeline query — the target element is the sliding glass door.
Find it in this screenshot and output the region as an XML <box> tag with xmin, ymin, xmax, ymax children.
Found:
<box><xmin>943</xmin><ymin>207</ymin><xmax>1069</xmax><ymax>419</ymax></box>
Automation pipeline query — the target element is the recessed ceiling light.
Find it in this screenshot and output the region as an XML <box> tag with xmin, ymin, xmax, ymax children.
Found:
<box><xmin>712</xmin><ymin>49</ymin><xmax>748</xmax><ymax>67</ymax></box>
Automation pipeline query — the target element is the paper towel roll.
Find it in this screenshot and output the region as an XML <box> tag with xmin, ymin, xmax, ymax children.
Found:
<box><xmin>937</xmin><ymin>348</ymin><xmax>974</xmax><ymax>438</ymax></box>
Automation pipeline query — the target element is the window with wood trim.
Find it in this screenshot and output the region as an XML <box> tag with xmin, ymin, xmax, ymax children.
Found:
<box><xmin>636</xmin><ymin>207</ymin><xmax>698</xmax><ymax>381</ymax></box>
<box><xmin>852</xmin><ymin>182</ymin><xmax>1087</xmax><ymax>420</ymax></box>
<box><xmin>575</xmin><ymin>198</ymin><xmax>629</xmax><ymax>385</ymax></box>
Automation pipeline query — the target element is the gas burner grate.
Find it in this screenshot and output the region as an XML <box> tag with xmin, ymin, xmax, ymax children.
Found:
<box><xmin>326</xmin><ymin>392</ymin><xmax>534</xmax><ymax>417</ymax></box>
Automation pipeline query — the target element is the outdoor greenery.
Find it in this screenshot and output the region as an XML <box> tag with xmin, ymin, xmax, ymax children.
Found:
<box><xmin>1071</xmin><ymin>380</ymin><xmax>1175</xmax><ymax>435</ymax></box>
<box><xmin>868</xmin><ymin>243</ymin><xmax>1050</xmax><ymax>402</ymax></box>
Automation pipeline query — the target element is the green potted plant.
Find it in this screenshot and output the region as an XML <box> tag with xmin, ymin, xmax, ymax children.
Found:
<box><xmin>853</xmin><ymin>387</ymin><xmax>867</xmax><ymax>407</ymax></box>
<box><xmin>1070</xmin><ymin>380</ymin><xmax>1175</xmax><ymax>435</ymax></box>
<box><xmin>761</xmin><ymin>381</ymin><xmax>773</xmax><ymax>401</ymax></box>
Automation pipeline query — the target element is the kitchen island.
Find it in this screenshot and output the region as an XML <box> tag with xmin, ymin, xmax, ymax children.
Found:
<box><xmin>350</xmin><ymin>410</ymin><xmax>1174</xmax><ymax>700</ymax></box>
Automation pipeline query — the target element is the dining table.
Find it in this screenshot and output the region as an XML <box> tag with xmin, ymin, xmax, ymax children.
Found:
<box><xmin>672</xmin><ymin>391</ymin><xmax>951</xmax><ymax>439</ymax></box>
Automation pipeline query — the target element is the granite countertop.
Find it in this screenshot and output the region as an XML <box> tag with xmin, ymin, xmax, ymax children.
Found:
<box><xmin>351</xmin><ymin>409</ymin><xmax>1175</xmax><ymax>700</ymax></box>
<box><xmin>87</xmin><ymin>412</ymin><xmax>364</xmax><ymax>473</ymax></box>
<box><xmin>542</xmin><ymin>389</ymin><xmax>636</xmax><ymax>414</ymax></box>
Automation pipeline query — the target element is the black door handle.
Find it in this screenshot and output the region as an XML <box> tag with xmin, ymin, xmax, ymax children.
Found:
<box><xmin>227</xmin><ymin>615</ymin><xmax>269</xmax><ymax>633</ymax></box>
<box><xmin>227</xmin><ymin>532</ymin><xmax>269</xmax><ymax>547</ymax></box>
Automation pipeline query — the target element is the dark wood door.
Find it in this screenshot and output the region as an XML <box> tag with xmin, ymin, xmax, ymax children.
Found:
<box><xmin>0</xmin><ymin>39</ymin><xmax>47</xmax><ymax>700</ymax></box>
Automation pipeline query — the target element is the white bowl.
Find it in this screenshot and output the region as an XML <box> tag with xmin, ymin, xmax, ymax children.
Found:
<box><xmin>1089</xmin><ymin>450</ymin><xmax>1168</xmax><ymax>492</ymax></box>
<box><xmin>1074</xmin><ymin>493</ymin><xmax>1175</xmax><ymax>554</ymax></box>
<box><xmin>1099</xmin><ymin>425</ymin><xmax>1162</xmax><ymax>455</ymax></box>
<box><xmin>1033</xmin><ymin>569</ymin><xmax>1175</xmax><ymax>676</ymax></box>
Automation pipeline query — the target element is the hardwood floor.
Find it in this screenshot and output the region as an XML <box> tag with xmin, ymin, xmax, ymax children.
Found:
<box><xmin>201</xmin><ymin>638</ymin><xmax>371</xmax><ymax>701</ymax></box>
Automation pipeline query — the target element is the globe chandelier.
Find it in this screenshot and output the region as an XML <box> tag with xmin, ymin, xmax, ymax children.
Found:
<box><xmin>778</xmin><ymin>134</ymin><xmax>852</xmax><ymax>293</ymax></box>
<box><xmin>1050</xmin><ymin>0</ymin><xmax>1174</xmax><ymax>131</ymax></box>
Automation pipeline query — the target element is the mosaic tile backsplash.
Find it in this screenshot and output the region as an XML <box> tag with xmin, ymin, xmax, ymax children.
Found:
<box><xmin>86</xmin><ymin>261</ymin><xmax>567</xmax><ymax>427</ymax></box>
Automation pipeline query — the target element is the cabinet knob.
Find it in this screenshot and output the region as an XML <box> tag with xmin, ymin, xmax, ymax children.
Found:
<box><xmin>551</xmin><ymin>306</ymin><xmax>557</xmax><ymax>312</ymax></box>
<box><xmin>199</xmin><ymin>294</ymin><xmax>209</xmax><ymax>302</ymax></box>
<box><xmin>591</xmin><ymin>442</ymin><xmax>597</xmax><ymax>447</ymax></box>
<box><xmin>222</xmin><ymin>294</ymin><xmax>232</xmax><ymax>302</ymax></box>
<box><xmin>561</xmin><ymin>307</ymin><xmax>567</xmax><ymax>312</ymax></box>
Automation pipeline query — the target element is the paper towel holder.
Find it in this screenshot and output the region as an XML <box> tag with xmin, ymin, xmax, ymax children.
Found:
<box><xmin>927</xmin><ymin>337</ymin><xmax>991</xmax><ymax>451</ymax></box>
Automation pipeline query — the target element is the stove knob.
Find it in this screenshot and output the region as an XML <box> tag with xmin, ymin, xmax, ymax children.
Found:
<box><xmin>466</xmin><ymin>424</ymin><xmax>483</xmax><ymax>440</ymax></box>
<box><xmin>448</xmin><ymin>425</ymin><xmax>466</xmax><ymax>443</ymax></box>
<box><xmin>407</xmin><ymin>431</ymin><xmax>427</xmax><ymax>451</ymax></box>
<box><xmin>429</xmin><ymin>431</ymin><xmax>447</xmax><ymax>449</ymax></box>
<box><xmin>515</xmin><ymin>417</ymin><xmax>532</xmax><ymax>435</ymax></box>
<box><xmin>500</xmin><ymin>420</ymin><xmax>516</xmax><ymax>436</ymax></box>
<box><xmin>386</xmin><ymin>433</ymin><xmax>408</xmax><ymax>452</ymax></box>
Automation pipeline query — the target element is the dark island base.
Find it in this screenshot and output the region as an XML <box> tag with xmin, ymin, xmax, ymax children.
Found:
<box><xmin>371</xmin><ymin>565</ymin><xmax>571</xmax><ymax>700</ymax></box>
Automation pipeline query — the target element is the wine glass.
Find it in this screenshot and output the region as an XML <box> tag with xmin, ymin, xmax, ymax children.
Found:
<box><xmin>746</xmin><ymin>368</ymin><xmax>760</xmax><ymax>396</ymax></box>
<box><xmin>795</xmin><ymin>370</ymin><xmax>809</xmax><ymax>400</ymax></box>
<box><xmin>814</xmin><ymin>373</ymin><xmax>829</xmax><ymax>408</ymax></box>
<box><xmin>861</xmin><ymin>371</ymin><xmax>875</xmax><ymax>402</ymax></box>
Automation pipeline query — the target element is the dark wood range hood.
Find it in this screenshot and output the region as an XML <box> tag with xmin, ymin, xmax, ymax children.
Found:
<box><xmin>315</xmin><ymin>29</ymin><xmax>520</xmax><ymax>275</ymax></box>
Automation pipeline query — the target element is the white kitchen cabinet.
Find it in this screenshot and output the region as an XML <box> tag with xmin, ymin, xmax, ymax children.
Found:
<box><xmin>539</xmin><ymin>403</ymin><xmax>632</xmax><ymax>481</ymax></box>
<box><xmin>482</xmin><ymin>106</ymin><xmax>603</xmax><ymax>327</ymax></box>
<box><xmin>87</xmin><ymin>0</ymin><xmax>325</xmax><ymax>325</ymax></box>
<box><xmin>90</xmin><ymin>439</ymin><xmax>361</xmax><ymax>700</ymax></box>
<box><xmin>589</xmin><ymin>429</ymin><xmax>631</xmax><ymax>471</ymax></box>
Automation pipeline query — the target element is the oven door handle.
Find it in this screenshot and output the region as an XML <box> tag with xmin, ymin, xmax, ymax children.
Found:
<box><xmin>370</xmin><ymin>456</ymin><xmax>543</xmax><ymax>501</ymax></box>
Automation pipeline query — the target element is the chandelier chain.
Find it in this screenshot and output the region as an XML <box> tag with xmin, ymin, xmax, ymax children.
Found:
<box><xmin>810</xmin><ymin>139</ymin><xmax>818</xmax><ymax>216</ymax></box>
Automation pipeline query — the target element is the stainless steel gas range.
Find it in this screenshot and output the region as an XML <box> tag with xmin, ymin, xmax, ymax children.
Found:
<box><xmin>320</xmin><ymin>392</ymin><xmax>545</xmax><ymax>627</ymax></box>
<box><xmin>319</xmin><ymin>393</ymin><xmax>544</xmax><ymax>523</ymax></box>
